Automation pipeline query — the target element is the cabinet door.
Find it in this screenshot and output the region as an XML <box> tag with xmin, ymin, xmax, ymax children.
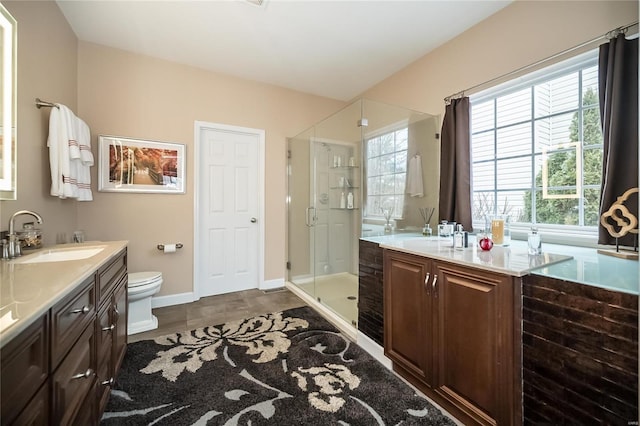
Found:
<box><xmin>433</xmin><ymin>261</ymin><xmax>514</xmax><ymax>426</ymax></box>
<box><xmin>113</xmin><ymin>277</ymin><xmax>128</xmax><ymax>375</ymax></box>
<box><xmin>0</xmin><ymin>314</ymin><xmax>49</xmax><ymax>425</ymax></box>
<box><xmin>10</xmin><ymin>383</ymin><xmax>49</xmax><ymax>426</ymax></box>
<box><xmin>383</xmin><ymin>250</ymin><xmax>432</xmax><ymax>384</ymax></box>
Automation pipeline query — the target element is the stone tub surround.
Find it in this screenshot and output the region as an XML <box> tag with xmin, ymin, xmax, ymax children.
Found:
<box><xmin>0</xmin><ymin>240</ymin><xmax>128</xmax><ymax>348</ymax></box>
<box><xmin>530</xmin><ymin>243</ymin><xmax>638</xmax><ymax>295</ymax></box>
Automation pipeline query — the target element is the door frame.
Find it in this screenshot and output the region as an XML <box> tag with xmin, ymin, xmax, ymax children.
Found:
<box><xmin>193</xmin><ymin>120</ymin><xmax>266</xmax><ymax>300</ymax></box>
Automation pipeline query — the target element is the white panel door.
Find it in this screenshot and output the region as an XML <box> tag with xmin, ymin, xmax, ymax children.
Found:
<box><xmin>197</xmin><ymin>125</ymin><xmax>261</xmax><ymax>296</ymax></box>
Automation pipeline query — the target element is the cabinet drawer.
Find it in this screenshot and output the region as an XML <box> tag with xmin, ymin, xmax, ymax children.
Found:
<box><xmin>51</xmin><ymin>276</ymin><xmax>96</xmax><ymax>366</ymax></box>
<box><xmin>11</xmin><ymin>383</ymin><xmax>50</xmax><ymax>426</ymax></box>
<box><xmin>0</xmin><ymin>314</ymin><xmax>49</xmax><ymax>426</ymax></box>
<box><xmin>98</xmin><ymin>249</ymin><xmax>127</xmax><ymax>305</ymax></box>
<box><xmin>52</xmin><ymin>324</ymin><xmax>96</xmax><ymax>426</ymax></box>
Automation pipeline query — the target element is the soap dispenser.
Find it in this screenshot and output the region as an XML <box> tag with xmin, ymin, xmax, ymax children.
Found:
<box><xmin>340</xmin><ymin>192</ymin><xmax>346</xmax><ymax>209</ymax></box>
<box><xmin>347</xmin><ymin>191</ymin><xmax>354</xmax><ymax>209</ymax></box>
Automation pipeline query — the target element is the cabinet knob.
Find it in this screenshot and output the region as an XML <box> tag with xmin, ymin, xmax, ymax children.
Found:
<box><xmin>101</xmin><ymin>377</ymin><xmax>115</xmax><ymax>387</ymax></box>
<box><xmin>113</xmin><ymin>306</ymin><xmax>120</xmax><ymax>317</ymax></box>
<box><xmin>70</xmin><ymin>306</ymin><xmax>90</xmax><ymax>314</ymax></box>
<box><xmin>102</xmin><ymin>324</ymin><xmax>115</xmax><ymax>332</ymax></box>
<box><xmin>72</xmin><ymin>369</ymin><xmax>94</xmax><ymax>380</ymax></box>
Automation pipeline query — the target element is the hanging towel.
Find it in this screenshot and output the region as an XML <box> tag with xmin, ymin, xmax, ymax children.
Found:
<box><xmin>47</xmin><ymin>104</ymin><xmax>73</xmax><ymax>198</ymax></box>
<box><xmin>75</xmin><ymin>117</ymin><xmax>93</xmax><ymax>201</ymax></box>
<box><xmin>406</xmin><ymin>154</ymin><xmax>424</xmax><ymax>197</ymax></box>
<box><xmin>47</xmin><ymin>104</ymin><xmax>93</xmax><ymax>200</ymax></box>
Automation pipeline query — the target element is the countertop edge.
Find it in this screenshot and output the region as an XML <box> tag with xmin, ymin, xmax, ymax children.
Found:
<box><xmin>0</xmin><ymin>240</ymin><xmax>129</xmax><ymax>349</ymax></box>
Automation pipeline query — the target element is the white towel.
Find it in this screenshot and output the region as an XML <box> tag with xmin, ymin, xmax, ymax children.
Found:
<box><xmin>75</xmin><ymin>117</ymin><xmax>93</xmax><ymax>201</ymax></box>
<box><xmin>47</xmin><ymin>104</ymin><xmax>93</xmax><ymax>200</ymax></box>
<box><xmin>406</xmin><ymin>154</ymin><xmax>424</xmax><ymax>197</ymax></box>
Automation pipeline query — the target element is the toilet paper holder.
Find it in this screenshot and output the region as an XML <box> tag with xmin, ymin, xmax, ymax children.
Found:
<box><xmin>157</xmin><ymin>243</ymin><xmax>183</xmax><ymax>251</ymax></box>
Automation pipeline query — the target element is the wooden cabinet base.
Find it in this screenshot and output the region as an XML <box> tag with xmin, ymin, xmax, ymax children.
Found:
<box><xmin>393</xmin><ymin>362</ymin><xmax>497</xmax><ymax>426</ymax></box>
<box><xmin>383</xmin><ymin>249</ymin><xmax>521</xmax><ymax>426</ymax></box>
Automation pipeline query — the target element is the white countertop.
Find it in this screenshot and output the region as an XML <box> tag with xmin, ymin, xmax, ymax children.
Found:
<box><xmin>378</xmin><ymin>236</ymin><xmax>572</xmax><ymax>277</ymax></box>
<box><xmin>0</xmin><ymin>240</ymin><xmax>128</xmax><ymax>349</ymax></box>
<box><xmin>368</xmin><ymin>234</ymin><xmax>638</xmax><ymax>295</ymax></box>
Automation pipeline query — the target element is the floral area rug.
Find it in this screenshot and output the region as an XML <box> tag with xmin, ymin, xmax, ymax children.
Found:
<box><xmin>101</xmin><ymin>306</ymin><xmax>456</xmax><ymax>425</ymax></box>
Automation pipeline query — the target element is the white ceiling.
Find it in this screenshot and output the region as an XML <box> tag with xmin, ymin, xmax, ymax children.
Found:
<box><xmin>56</xmin><ymin>0</ymin><xmax>512</xmax><ymax>101</ymax></box>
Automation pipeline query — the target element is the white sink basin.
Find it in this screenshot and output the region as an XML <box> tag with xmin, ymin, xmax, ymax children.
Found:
<box><xmin>13</xmin><ymin>245</ymin><xmax>106</xmax><ymax>264</ymax></box>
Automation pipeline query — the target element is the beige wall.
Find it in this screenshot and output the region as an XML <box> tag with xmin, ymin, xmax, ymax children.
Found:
<box><xmin>76</xmin><ymin>42</ymin><xmax>344</xmax><ymax>297</ymax></box>
<box><xmin>362</xmin><ymin>1</ymin><xmax>637</xmax><ymax>118</ymax></box>
<box><xmin>1</xmin><ymin>1</ymin><xmax>79</xmax><ymax>244</ymax></box>
<box><xmin>361</xmin><ymin>0</ymin><xmax>637</xmax><ymax>226</ymax></box>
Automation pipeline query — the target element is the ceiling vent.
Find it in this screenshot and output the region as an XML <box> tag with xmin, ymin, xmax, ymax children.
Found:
<box><xmin>244</xmin><ymin>0</ymin><xmax>267</xmax><ymax>7</ymax></box>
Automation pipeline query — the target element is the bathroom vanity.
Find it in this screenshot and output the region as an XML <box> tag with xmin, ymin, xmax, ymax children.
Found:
<box><xmin>0</xmin><ymin>241</ymin><xmax>128</xmax><ymax>425</ymax></box>
<box><xmin>359</xmin><ymin>235</ymin><xmax>638</xmax><ymax>425</ymax></box>
<box><xmin>380</xmin><ymin>238</ymin><xmax>571</xmax><ymax>426</ymax></box>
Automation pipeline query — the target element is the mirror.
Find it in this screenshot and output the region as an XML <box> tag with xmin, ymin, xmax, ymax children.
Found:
<box><xmin>0</xmin><ymin>4</ymin><xmax>16</xmax><ymax>200</ymax></box>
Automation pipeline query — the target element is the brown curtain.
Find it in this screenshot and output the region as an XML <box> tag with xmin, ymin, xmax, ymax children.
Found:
<box><xmin>439</xmin><ymin>97</ymin><xmax>472</xmax><ymax>230</ymax></box>
<box><xmin>598</xmin><ymin>34</ymin><xmax>638</xmax><ymax>246</ymax></box>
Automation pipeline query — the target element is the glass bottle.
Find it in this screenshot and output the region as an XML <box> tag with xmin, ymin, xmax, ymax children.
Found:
<box><xmin>527</xmin><ymin>227</ymin><xmax>542</xmax><ymax>255</ymax></box>
<box><xmin>454</xmin><ymin>224</ymin><xmax>464</xmax><ymax>250</ymax></box>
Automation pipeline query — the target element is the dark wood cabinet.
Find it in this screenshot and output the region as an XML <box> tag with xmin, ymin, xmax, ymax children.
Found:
<box><xmin>0</xmin><ymin>247</ymin><xmax>127</xmax><ymax>426</ymax></box>
<box><xmin>384</xmin><ymin>250</ymin><xmax>432</xmax><ymax>383</ymax></box>
<box><xmin>0</xmin><ymin>314</ymin><xmax>49</xmax><ymax>425</ymax></box>
<box><xmin>96</xmin><ymin>273</ymin><xmax>128</xmax><ymax>415</ymax></box>
<box><xmin>52</xmin><ymin>324</ymin><xmax>96</xmax><ymax>425</ymax></box>
<box><xmin>433</xmin><ymin>261</ymin><xmax>517</xmax><ymax>425</ymax></box>
<box><xmin>383</xmin><ymin>249</ymin><xmax>520</xmax><ymax>426</ymax></box>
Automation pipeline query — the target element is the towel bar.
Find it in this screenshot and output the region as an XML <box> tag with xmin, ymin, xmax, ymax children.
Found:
<box><xmin>35</xmin><ymin>98</ymin><xmax>59</xmax><ymax>109</ymax></box>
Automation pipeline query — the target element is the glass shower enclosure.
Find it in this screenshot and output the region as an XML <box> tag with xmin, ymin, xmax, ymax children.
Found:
<box><xmin>287</xmin><ymin>99</ymin><xmax>439</xmax><ymax>330</ymax></box>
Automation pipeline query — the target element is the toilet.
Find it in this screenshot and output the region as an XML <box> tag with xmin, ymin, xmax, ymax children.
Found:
<box><xmin>127</xmin><ymin>271</ymin><xmax>163</xmax><ymax>335</ymax></box>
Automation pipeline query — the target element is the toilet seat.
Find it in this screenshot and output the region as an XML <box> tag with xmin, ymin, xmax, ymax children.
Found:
<box><xmin>128</xmin><ymin>271</ymin><xmax>162</xmax><ymax>288</ymax></box>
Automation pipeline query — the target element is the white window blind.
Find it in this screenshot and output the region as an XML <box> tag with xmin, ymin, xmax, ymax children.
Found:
<box><xmin>470</xmin><ymin>49</ymin><xmax>602</xmax><ymax>237</ymax></box>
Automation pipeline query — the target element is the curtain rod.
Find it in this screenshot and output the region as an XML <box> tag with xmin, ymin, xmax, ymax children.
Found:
<box><xmin>444</xmin><ymin>20</ymin><xmax>639</xmax><ymax>104</ymax></box>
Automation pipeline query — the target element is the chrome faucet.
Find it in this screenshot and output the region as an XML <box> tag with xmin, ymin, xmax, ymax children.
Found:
<box><xmin>7</xmin><ymin>210</ymin><xmax>43</xmax><ymax>259</ymax></box>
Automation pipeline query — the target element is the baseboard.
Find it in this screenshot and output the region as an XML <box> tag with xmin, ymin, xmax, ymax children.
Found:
<box><xmin>356</xmin><ymin>331</ymin><xmax>392</xmax><ymax>370</ymax></box>
<box><xmin>151</xmin><ymin>292</ymin><xmax>196</xmax><ymax>308</ymax></box>
<box><xmin>151</xmin><ymin>278</ymin><xmax>285</xmax><ymax>308</ymax></box>
<box><xmin>260</xmin><ymin>277</ymin><xmax>285</xmax><ymax>291</ymax></box>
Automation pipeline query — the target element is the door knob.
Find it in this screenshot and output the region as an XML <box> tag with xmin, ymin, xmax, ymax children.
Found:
<box><xmin>251</xmin><ymin>217</ymin><xmax>257</xmax><ymax>223</ymax></box>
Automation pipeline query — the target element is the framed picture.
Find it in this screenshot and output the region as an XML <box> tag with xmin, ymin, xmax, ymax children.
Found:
<box><xmin>98</xmin><ymin>135</ymin><xmax>186</xmax><ymax>194</ymax></box>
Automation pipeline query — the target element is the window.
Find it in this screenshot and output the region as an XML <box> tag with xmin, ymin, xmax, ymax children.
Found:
<box><xmin>364</xmin><ymin>128</ymin><xmax>408</xmax><ymax>219</ymax></box>
<box><xmin>470</xmin><ymin>50</ymin><xmax>602</xmax><ymax>235</ymax></box>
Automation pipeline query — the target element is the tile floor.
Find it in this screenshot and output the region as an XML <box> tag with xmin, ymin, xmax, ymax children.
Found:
<box><xmin>128</xmin><ymin>288</ymin><xmax>307</xmax><ymax>343</ymax></box>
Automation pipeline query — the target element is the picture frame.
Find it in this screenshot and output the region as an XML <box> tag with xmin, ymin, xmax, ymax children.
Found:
<box><xmin>98</xmin><ymin>135</ymin><xmax>186</xmax><ymax>194</ymax></box>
